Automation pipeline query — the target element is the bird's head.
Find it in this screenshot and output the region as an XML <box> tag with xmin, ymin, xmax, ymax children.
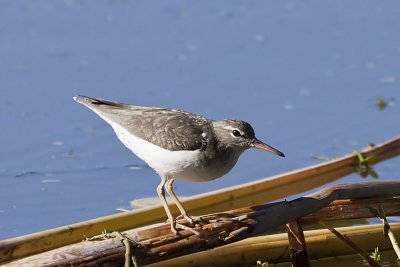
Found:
<box><xmin>212</xmin><ymin>119</ymin><xmax>285</xmax><ymax>157</ymax></box>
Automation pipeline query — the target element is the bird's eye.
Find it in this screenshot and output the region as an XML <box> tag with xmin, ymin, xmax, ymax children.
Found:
<box><xmin>232</xmin><ymin>129</ymin><xmax>241</xmax><ymax>137</ymax></box>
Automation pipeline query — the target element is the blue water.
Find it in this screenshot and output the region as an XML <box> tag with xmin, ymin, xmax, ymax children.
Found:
<box><xmin>0</xmin><ymin>1</ymin><xmax>399</xmax><ymax>239</ymax></box>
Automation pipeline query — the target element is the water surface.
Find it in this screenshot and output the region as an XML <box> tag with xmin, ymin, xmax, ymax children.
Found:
<box><xmin>0</xmin><ymin>1</ymin><xmax>399</xmax><ymax>239</ymax></box>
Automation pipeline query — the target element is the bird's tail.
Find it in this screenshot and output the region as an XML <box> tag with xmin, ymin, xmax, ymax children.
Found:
<box><xmin>73</xmin><ymin>95</ymin><xmax>124</xmax><ymax>107</ymax></box>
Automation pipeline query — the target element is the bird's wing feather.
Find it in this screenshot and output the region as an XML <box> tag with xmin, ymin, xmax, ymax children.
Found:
<box><xmin>123</xmin><ymin>109</ymin><xmax>210</xmax><ymax>151</ymax></box>
<box><xmin>75</xmin><ymin>96</ymin><xmax>210</xmax><ymax>151</ymax></box>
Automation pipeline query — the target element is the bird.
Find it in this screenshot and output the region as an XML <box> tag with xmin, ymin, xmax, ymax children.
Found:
<box><xmin>73</xmin><ymin>95</ymin><xmax>285</xmax><ymax>234</ymax></box>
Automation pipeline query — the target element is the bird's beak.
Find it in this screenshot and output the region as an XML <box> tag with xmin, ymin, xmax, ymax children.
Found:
<box><xmin>252</xmin><ymin>139</ymin><xmax>285</xmax><ymax>157</ymax></box>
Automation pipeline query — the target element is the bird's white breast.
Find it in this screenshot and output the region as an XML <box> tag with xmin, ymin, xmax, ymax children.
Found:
<box><xmin>110</xmin><ymin>123</ymin><xmax>202</xmax><ymax>177</ymax></box>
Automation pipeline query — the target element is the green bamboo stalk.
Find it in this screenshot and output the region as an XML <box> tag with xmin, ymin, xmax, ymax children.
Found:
<box><xmin>369</xmin><ymin>206</ymin><xmax>400</xmax><ymax>259</ymax></box>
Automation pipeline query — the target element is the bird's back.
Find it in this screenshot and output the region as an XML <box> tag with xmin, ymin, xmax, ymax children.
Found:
<box><xmin>74</xmin><ymin>96</ymin><xmax>211</xmax><ymax>151</ymax></box>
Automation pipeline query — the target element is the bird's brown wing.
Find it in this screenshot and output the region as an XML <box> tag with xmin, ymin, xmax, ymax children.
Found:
<box><xmin>75</xmin><ymin>96</ymin><xmax>211</xmax><ymax>151</ymax></box>
<box><xmin>123</xmin><ymin>109</ymin><xmax>211</xmax><ymax>151</ymax></box>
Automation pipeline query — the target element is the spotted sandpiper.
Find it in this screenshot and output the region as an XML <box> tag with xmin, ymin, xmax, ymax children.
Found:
<box><xmin>73</xmin><ymin>95</ymin><xmax>284</xmax><ymax>234</ymax></box>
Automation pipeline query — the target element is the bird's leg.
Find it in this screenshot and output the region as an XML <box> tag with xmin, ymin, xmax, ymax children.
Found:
<box><xmin>157</xmin><ymin>176</ymin><xmax>178</xmax><ymax>235</ymax></box>
<box><xmin>161</xmin><ymin>177</ymin><xmax>203</xmax><ymax>237</ymax></box>
<box><xmin>164</xmin><ymin>178</ymin><xmax>203</xmax><ymax>225</ymax></box>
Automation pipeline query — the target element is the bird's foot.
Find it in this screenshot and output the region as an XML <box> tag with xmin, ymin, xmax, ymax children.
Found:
<box><xmin>175</xmin><ymin>223</ymin><xmax>203</xmax><ymax>237</ymax></box>
<box><xmin>168</xmin><ymin>221</ymin><xmax>202</xmax><ymax>237</ymax></box>
<box><xmin>169</xmin><ymin>223</ymin><xmax>178</xmax><ymax>235</ymax></box>
<box><xmin>176</xmin><ymin>214</ymin><xmax>208</xmax><ymax>225</ymax></box>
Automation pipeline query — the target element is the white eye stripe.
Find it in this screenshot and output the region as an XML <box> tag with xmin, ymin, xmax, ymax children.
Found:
<box><xmin>222</xmin><ymin>125</ymin><xmax>244</xmax><ymax>137</ymax></box>
<box><xmin>222</xmin><ymin>125</ymin><xmax>236</xmax><ymax>131</ymax></box>
<box><xmin>223</xmin><ymin>125</ymin><xmax>243</xmax><ymax>132</ymax></box>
